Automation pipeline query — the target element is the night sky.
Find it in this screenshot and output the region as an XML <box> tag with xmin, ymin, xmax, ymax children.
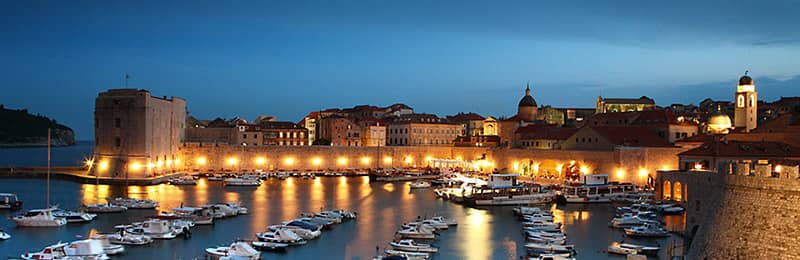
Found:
<box><xmin>2</xmin><ymin>0</ymin><xmax>799</xmax><ymax>140</ymax></box>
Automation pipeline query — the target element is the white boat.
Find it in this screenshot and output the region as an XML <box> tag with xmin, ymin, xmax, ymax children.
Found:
<box><xmin>207</xmin><ymin>174</ymin><xmax>225</xmax><ymax>181</ymax></box>
<box><xmin>0</xmin><ymin>229</ymin><xmax>10</xmax><ymax>240</ymax></box>
<box><xmin>522</xmin><ymin>220</ymin><xmax>561</xmax><ymax>229</ymax></box>
<box><xmin>0</xmin><ymin>193</ymin><xmax>23</xmax><ymax>210</ymax></box>
<box><xmin>559</xmin><ymin>174</ymin><xmax>637</xmax><ymax>203</ymax></box>
<box><xmin>314</xmin><ymin>211</ymin><xmax>344</xmax><ymax>222</ymax></box>
<box><xmin>525</xmin><ymin>242</ymin><xmax>575</xmax><ymax>257</ymax></box>
<box><xmin>108</xmin><ymin>197</ymin><xmax>158</xmax><ymax>209</ymax></box>
<box><xmin>607</xmin><ymin>241</ymin><xmax>660</xmax><ymax>256</ymax></box>
<box><xmin>205</xmin><ymin>241</ymin><xmax>261</xmax><ymax>260</ymax></box>
<box><xmin>513</xmin><ymin>207</ymin><xmax>552</xmax><ymax>216</ymax></box>
<box><xmin>94</xmin><ymin>228</ymin><xmax>154</xmax><ymax>246</ymax></box>
<box><xmin>624</xmin><ymin>222</ymin><xmax>670</xmax><ymax>238</ymax></box>
<box><xmin>410</xmin><ymin>181</ymin><xmax>432</xmax><ymax>189</ymax></box>
<box><xmin>267</xmin><ymin>225</ymin><xmax>321</xmax><ymax>240</ymax></box>
<box><xmin>381</xmin><ymin>250</ymin><xmax>431</xmax><ymax>260</ymax></box>
<box><xmin>89</xmin><ymin>236</ymin><xmax>125</xmax><ymax>255</ymax></box>
<box><xmin>524</xmin><ymin>225</ymin><xmax>563</xmax><ymax>233</ymax></box>
<box><xmin>256</xmin><ymin>229</ymin><xmax>306</xmax><ymax>245</ymax></box>
<box><xmin>125</xmin><ymin>219</ymin><xmax>182</xmax><ymax>239</ymax></box>
<box><xmin>609</xmin><ymin>213</ymin><xmax>659</xmax><ymax>228</ymax></box>
<box><xmin>534</xmin><ymin>254</ymin><xmax>576</xmax><ymax>260</ymax></box>
<box><xmin>522</xmin><ymin>213</ymin><xmax>554</xmax><ymax>222</ymax></box>
<box><xmin>250</xmin><ymin>241</ymin><xmax>289</xmax><ymax>251</ymax></box>
<box><xmin>172</xmin><ymin>207</ymin><xmax>214</xmax><ymax>225</ymax></box>
<box><xmin>85</xmin><ymin>203</ymin><xmax>128</xmax><ymax>213</ymax></box>
<box><xmin>465</xmin><ymin>174</ymin><xmax>554</xmax><ymax>206</ymax></box>
<box><xmin>331</xmin><ymin>209</ymin><xmax>358</xmax><ymax>219</ymax></box>
<box><xmin>170</xmin><ymin>175</ymin><xmax>197</xmax><ymax>185</ymax></box>
<box><xmin>390</xmin><ymin>239</ymin><xmax>438</xmax><ymax>253</ymax></box>
<box><xmin>224</xmin><ymin>177</ymin><xmax>261</xmax><ymax>186</ymax></box>
<box><xmin>13</xmin><ymin>207</ymin><xmax>68</xmax><ymax>227</ymax></box>
<box><xmin>21</xmin><ymin>240</ymin><xmax>110</xmax><ymax>260</ymax></box>
<box><xmin>526</xmin><ymin>232</ymin><xmax>567</xmax><ymax>245</ymax></box>
<box><xmin>53</xmin><ymin>210</ymin><xmax>97</xmax><ymax>223</ymax></box>
<box><xmin>429</xmin><ymin>216</ymin><xmax>456</xmax><ymax>226</ymax></box>
<box><xmin>403</xmin><ymin>219</ymin><xmax>449</xmax><ymax>230</ymax></box>
<box><xmin>654</xmin><ymin>204</ymin><xmax>685</xmax><ymax>214</ymax></box>
<box><xmin>396</xmin><ymin>227</ymin><xmax>436</xmax><ymax>240</ymax></box>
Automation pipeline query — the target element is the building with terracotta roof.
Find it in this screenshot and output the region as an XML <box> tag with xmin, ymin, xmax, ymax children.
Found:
<box><xmin>561</xmin><ymin>126</ymin><xmax>674</xmax><ymax>150</ymax></box>
<box><xmin>446</xmin><ymin>112</ymin><xmax>486</xmax><ymax>136</ymax></box>
<box><xmin>677</xmin><ymin>139</ymin><xmax>800</xmax><ymax>176</ymax></box>
<box><xmin>386</xmin><ymin>114</ymin><xmax>462</xmax><ymax>146</ymax></box>
<box><xmin>514</xmin><ymin>124</ymin><xmax>578</xmax><ymax>149</ymax></box>
<box><xmin>318</xmin><ymin>115</ymin><xmax>362</xmax><ymax>146</ymax></box>
<box><xmin>586</xmin><ymin>109</ymin><xmax>700</xmax><ymax>143</ymax></box>
<box><xmin>595</xmin><ymin>96</ymin><xmax>656</xmax><ymax>114</ymax></box>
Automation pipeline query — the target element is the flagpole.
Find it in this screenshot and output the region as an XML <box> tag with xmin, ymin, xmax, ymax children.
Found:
<box><xmin>47</xmin><ymin>128</ymin><xmax>51</xmax><ymax>208</ymax></box>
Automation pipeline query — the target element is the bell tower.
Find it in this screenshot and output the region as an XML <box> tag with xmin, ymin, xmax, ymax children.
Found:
<box><xmin>734</xmin><ymin>71</ymin><xmax>757</xmax><ymax>132</ymax></box>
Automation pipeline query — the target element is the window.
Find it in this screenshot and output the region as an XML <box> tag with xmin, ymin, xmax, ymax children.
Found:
<box><xmin>243</xmin><ymin>134</ymin><xmax>247</xmax><ymax>139</ymax></box>
<box><xmin>749</xmin><ymin>95</ymin><xmax>755</xmax><ymax>107</ymax></box>
<box><xmin>114</xmin><ymin>137</ymin><xmax>121</xmax><ymax>147</ymax></box>
<box><xmin>737</xmin><ymin>95</ymin><xmax>745</xmax><ymax>108</ymax></box>
<box><xmin>254</xmin><ymin>134</ymin><xmax>258</xmax><ymax>139</ymax></box>
<box><xmin>675</xmin><ymin>132</ymin><xmax>680</xmax><ymax>139</ymax></box>
<box><xmin>114</xmin><ymin>118</ymin><xmax>121</xmax><ymax>128</ymax></box>
<box><xmin>279</xmin><ymin>132</ymin><xmax>284</xmax><ymax>138</ymax></box>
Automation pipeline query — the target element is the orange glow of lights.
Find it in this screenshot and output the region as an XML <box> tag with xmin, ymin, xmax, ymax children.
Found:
<box><xmin>166</xmin><ymin>159</ymin><xmax>173</xmax><ymax>166</ymax></box>
<box><xmin>226</xmin><ymin>157</ymin><xmax>238</xmax><ymax>166</ymax></box>
<box><xmin>196</xmin><ymin>157</ymin><xmax>207</xmax><ymax>166</ymax></box>
<box><xmin>694</xmin><ymin>163</ymin><xmax>702</xmax><ymax>170</ymax></box>
<box><xmin>775</xmin><ymin>165</ymin><xmax>783</xmax><ymax>173</ymax></box>
<box><xmin>284</xmin><ymin>157</ymin><xmax>295</xmax><ymax>166</ymax></box>
<box><xmin>337</xmin><ymin>157</ymin><xmax>348</xmax><ymax>165</ymax></box>
<box><xmin>255</xmin><ymin>157</ymin><xmax>266</xmax><ymax>165</ymax></box>
<box><xmin>579</xmin><ymin>166</ymin><xmax>589</xmax><ymax>174</ymax></box>
<box><xmin>404</xmin><ymin>156</ymin><xmax>413</xmax><ymax>164</ymax></box>
<box><xmin>455</xmin><ymin>156</ymin><xmax>463</xmax><ymax>161</ymax></box>
<box><xmin>311</xmin><ymin>157</ymin><xmax>322</xmax><ymax>166</ymax></box>
<box><xmin>616</xmin><ymin>169</ymin><xmax>625</xmax><ymax>178</ymax></box>
<box><xmin>129</xmin><ymin>162</ymin><xmax>142</xmax><ymax>171</ymax></box>
<box><xmin>174</xmin><ymin>158</ymin><xmax>181</xmax><ymax>165</ymax></box>
<box><xmin>98</xmin><ymin>161</ymin><xmax>109</xmax><ymax>171</ymax></box>
<box><xmin>424</xmin><ymin>156</ymin><xmax>432</xmax><ymax>162</ymax></box>
<box><xmin>85</xmin><ymin>159</ymin><xmax>94</xmax><ymax>167</ymax></box>
<box><xmin>383</xmin><ymin>157</ymin><xmax>393</xmax><ymax>164</ymax></box>
<box><xmin>360</xmin><ymin>157</ymin><xmax>371</xmax><ymax>165</ymax></box>
<box><xmin>156</xmin><ymin>160</ymin><xmax>164</xmax><ymax>168</ymax></box>
<box><xmin>638</xmin><ymin>168</ymin><xmax>648</xmax><ymax>177</ymax></box>
<box><xmin>147</xmin><ymin>162</ymin><xmax>155</xmax><ymax>169</ymax></box>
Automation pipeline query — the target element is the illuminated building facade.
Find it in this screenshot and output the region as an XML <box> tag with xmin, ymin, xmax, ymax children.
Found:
<box><xmin>734</xmin><ymin>72</ymin><xmax>758</xmax><ymax>132</ymax></box>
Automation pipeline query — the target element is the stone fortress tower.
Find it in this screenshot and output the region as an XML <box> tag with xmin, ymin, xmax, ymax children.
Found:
<box><xmin>734</xmin><ymin>71</ymin><xmax>758</xmax><ymax>132</ymax></box>
<box><xmin>517</xmin><ymin>82</ymin><xmax>538</xmax><ymax>122</ymax></box>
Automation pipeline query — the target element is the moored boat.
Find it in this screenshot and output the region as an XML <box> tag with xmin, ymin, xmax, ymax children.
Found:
<box><xmin>464</xmin><ymin>174</ymin><xmax>554</xmax><ymax>206</ymax></box>
<box><xmin>224</xmin><ymin>177</ymin><xmax>261</xmax><ymax>186</ymax></box>
<box><xmin>85</xmin><ymin>203</ymin><xmax>128</xmax><ymax>213</ymax></box>
<box><xmin>206</xmin><ymin>241</ymin><xmax>261</xmax><ymax>260</ymax></box>
<box><xmin>0</xmin><ymin>193</ymin><xmax>23</xmax><ymax>210</ymax></box>
<box><xmin>53</xmin><ymin>210</ymin><xmax>97</xmax><ymax>223</ymax></box>
<box><xmin>95</xmin><ymin>227</ymin><xmax>154</xmax><ymax>245</ymax></box>
<box><xmin>410</xmin><ymin>181</ymin><xmax>432</xmax><ymax>189</ymax></box>
<box><xmin>250</xmin><ymin>241</ymin><xmax>289</xmax><ymax>251</ymax></box>
<box><xmin>624</xmin><ymin>222</ymin><xmax>670</xmax><ymax>238</ymax></box>
<box><xmin>256</xmin><ymin>229</ymin><xmax>306</xmax><ymax>245</ymax></box>
<box><xmin>389</xmin><ymin>239</ymin><xmax>438</xmax><ymax>253</ymax></box>
<box><xmin>557</xmin><ymin>174</ymin><xmax>637</xmax><ymax>204</ymax></box>
<box><xmin>108</xmin><ymin>197</ymin><xmax>158</xmax><ymax>209</ymax></box>
<box><xmin>607</xmin><ymin>241</ymin><xmax>660</xmax><ymax>256</ymax></box>
<box><xmin>0</xmin><ymin>228</ymin><xmax>10</xmax><ymax>240</ymax></box>
<box><xmin>13</xmin><ymin>207</ymin><xmax>68</xmax><ymax>227</ymax></box>
<box><xmin>21</xmin><ymin>240</ymin><xmax>109</xmax><ymax>260</ymax></box>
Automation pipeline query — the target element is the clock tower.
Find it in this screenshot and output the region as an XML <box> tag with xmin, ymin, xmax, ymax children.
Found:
<box><xmin>733</xmin><ymin>71</ymin><xmax>757</xmax><ymax>132</ymax></box>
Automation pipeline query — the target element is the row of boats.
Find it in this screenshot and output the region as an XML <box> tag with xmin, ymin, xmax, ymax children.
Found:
<box><xmin>373</xmin><ymin>215</ymin><xmax>458</xmax><ymax>260</ymax></box>
<box><xmin>203</xmin><ymin>209</ymin><xmax>358</xmax><ymax>259</ymax></box>
<box><xmin>512</xmin><ymin>207</ymin><xmax>575</xmax><ymax>259</ymax></box>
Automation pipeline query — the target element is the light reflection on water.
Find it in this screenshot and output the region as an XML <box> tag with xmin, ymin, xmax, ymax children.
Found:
<box><xmin>0</xmin><ymin>177</ymin><xmax>683</xmax><ymax>259</ymax></box>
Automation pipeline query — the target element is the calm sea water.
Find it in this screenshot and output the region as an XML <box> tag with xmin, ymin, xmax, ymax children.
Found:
<box><xmin>0</xmin><ymin>145</ymin><xmax>684</xmax><ymax>260</ymax></box>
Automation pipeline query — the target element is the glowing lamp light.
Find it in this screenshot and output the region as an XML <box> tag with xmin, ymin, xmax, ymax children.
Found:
<box><xmin>512</xmin><ymin>162</ymin><xmax>520</xmax><ymax>171</ymax></box>
<box><xmin>85</xmin><ymin>159</ymin><xmax>94</xmax><ymax>168</ymax></box>
<box><xmin>775</xmin><ymin>165</ymin><xmax>783</xmax><ymax>173</ymax></box>
<box><xmin>404</xmin><ymin>156</ymin><xmax>413</xmax><ymax>164</ymax></box>
<box><xmin>166</xmin><ymin>159</ymin><xmax>173</xmax><ymax>166</ymax></box>
<box><xmin>226</xmin><ymin>157</ymin><xmax>238</xmax><ymax>166</ymax></box>
<box><xmin>98</xmin><ymin>161</ymin><xmax>109</xmax><ymax>171</ymax></box>
<box><xmin>156</xmin><ymin>160</ymin><xmax>164</xmax><ymax>168</ymax></box>
<box><xmin>694</xmin><ymin>163</ymin><xmax>703</xmax><ymax>170</ymax></box>
<box><xmin>579</xmin><ymin>166</ymin><xmax>589</xmax><ymax>174</ymax></box>
<box><xmin>129</xmin><ymin>162</ymin><xmax>142</xmax><ymax>171</ymax></box>
<box><xmin>312</xmin><ymin>157</ymin><xmax>322</xmax><ymax>166</ymax></box>
<box><xmin>196</xmin><ymin>157</ymin><xmax>207</xmax><ymax>166</ymax></box>
<box><xmin>147</xmin><ymin>162</ymin><xmax>155</xmax><ymax>169</ymax></box>
<box><xmin>638</xmin><ymin>168</ymin><xmax>648</xmax><ymax>177</ymax></box>
<box><xmin>383</xmin><ymin>157</ymin><xmax>393</xmax><ymax>164</ymax></box>
<box><xmin>337</xmin><ymin>157</ymin><xmax>348</xmax><ymax>165</ymax></box>
<box><xmin>284</xmin><ymin>157</ymin><xmax>295</xmax><ymax>166</ymax></box>
<box><xmin>424</xmin><ymin>156</ymin><xmax>432</xmax><ymax>162</ymax></box>
<box><xmin>360</xmin><ymin>157</ymin><xmax>370</xmax><ymax>165</ymax></box>
<box><xmin>455</xmin><ymin>156</ymin><xmax>463</xmax><ymax>161</ymax></box>
<box><xmin>174</xmin><ymin>158</ymin><xmax>181</xmax><ymax>165</ymax></box>
<box><xmin>616</xmin><ymin>169</ymin><xmax>625</xmax><ymax>178</ymax></box>
<box><xmin>255</xmin><ymin>157</ymin><xmax>266</xmax><ymax>165</ymax></box>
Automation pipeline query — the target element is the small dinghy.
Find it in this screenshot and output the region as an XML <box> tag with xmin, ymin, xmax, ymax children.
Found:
<box><xmin>0</xmin><ymin>228</ymin><xmax>10</xmax><ymax>240</ymax></box>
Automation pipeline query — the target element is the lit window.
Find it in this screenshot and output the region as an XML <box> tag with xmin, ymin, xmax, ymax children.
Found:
<box><xmin>737</xmin><ymin>95</ymin><xmax>745</xmax><ymax>108</ymax></box>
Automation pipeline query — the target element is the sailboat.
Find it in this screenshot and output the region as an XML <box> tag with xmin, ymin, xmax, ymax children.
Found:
<box><xmin>13</xmin><ymin>129</ymin><xmax>67</xmax><ymax>227</ymax></box>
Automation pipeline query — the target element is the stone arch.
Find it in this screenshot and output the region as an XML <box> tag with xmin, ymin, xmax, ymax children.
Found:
<box><xmin>663</xmin><ymin>180</ymin><xmax>672</xmax><ymax>200</ymax></box>
<box><xmin>674</xmin><ymin>181</ymin><xmax>683</xmax><ymax>201</ymax></box>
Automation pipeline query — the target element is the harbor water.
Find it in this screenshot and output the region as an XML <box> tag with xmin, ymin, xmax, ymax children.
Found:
<box><xmin>0</xmin><ymin>144</ymin><xmax>684</xmax><ymax>259</ymax></box>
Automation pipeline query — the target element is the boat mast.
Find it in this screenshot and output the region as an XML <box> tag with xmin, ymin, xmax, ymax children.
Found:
<box><xmin>47</xmin><ymin>128</ymin><xmax>51</xmax><ymax>208</ymax></box>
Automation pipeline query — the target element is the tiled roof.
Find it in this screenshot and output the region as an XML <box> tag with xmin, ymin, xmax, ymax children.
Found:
<box><xmin>516</xmin><ymin>125</ymin><xmax>578</xmax><ymax>140</ymax></box>
<box><xmin>447</xmin><ymin>112</ymin><xmax>485</xmax><ymax>121</ymax></box>
<box><xmin>752</xmin><ymin>112</ymin><xmax>800</xmax><ymax>133</ymax></box>
<box><xmin>675</xmin><ymin>134</ymin><xmax>715</xmax><ymax>144</ymax></box>
<box><xmin>589</xmin><ymin>126</ymin><xmax>673</xmax><ymax>147</ymax></box>
<box><xmin>679</xmin><ymin>140</ymin><xmax>800</xmax><ymax>158</ymax></box>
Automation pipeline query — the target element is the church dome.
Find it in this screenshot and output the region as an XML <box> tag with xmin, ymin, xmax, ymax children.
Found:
<box><xmin>707</xmin><ymin>110</ymin><xmax>732</xmax><ymax>134</ymax></box>
<box><xmin>738</xmin><ymin>75</ymin><xmax>753</xmax><ymax>86</ymax></box>
<box><xmin>519</xmin><ymin>95</ymin><xmax>537</xmax><ymax>107</ymax></box>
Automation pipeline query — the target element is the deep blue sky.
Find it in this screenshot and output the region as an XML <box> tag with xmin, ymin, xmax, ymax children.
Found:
<box><xmin>2</xmin><ymin>1</ymin><xmax>800</xmax><ymax>140</ymax></box>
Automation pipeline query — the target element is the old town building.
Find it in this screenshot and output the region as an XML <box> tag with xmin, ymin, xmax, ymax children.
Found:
<box><xmin>595</xmin><ymin>96</ymin><xmax>656</xmax><ymax>114</ymax></box>
<box><xmin>386</xmin><ymin>114</ymin><xmax>462</xmax><ymax>146</ymax></box>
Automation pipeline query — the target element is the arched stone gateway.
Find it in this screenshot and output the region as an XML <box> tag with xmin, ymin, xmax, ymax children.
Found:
<box><xmin>663</xmin><ymin>180</ymin><xmax>672</xmax><ymax>200</ymax></box>
<box><xmin>674</xmin><ymin>181</ymin><xmax>683</xmax><ymax>201</ymax></box>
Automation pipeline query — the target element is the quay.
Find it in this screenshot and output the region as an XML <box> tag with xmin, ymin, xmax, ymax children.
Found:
<box><xmin>0</xmin><ymin>167</ymin><xmax>180</xmax><ymax>185</ymax></box>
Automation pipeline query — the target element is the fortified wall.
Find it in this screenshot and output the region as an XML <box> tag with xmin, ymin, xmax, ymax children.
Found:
<box><xmin>177</xmin><ymin>143</ymin><xmax>686</xmax><ymax>185</ymax></box>
<box><xmin>661</xmin><ymin>171</ymin><xmax>800</xmax><ymax>259</ymax></box>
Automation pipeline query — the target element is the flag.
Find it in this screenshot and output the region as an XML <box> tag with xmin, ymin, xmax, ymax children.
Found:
<box><xmin>125</xmin><ymin>73</ymin><xmax>130</xmax><ymax>80</ymax></box>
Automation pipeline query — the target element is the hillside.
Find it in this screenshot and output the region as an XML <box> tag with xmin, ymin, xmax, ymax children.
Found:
<box><xmin>0</xmin><ymin>105</ymin><xmax>76</xmax><ymax>147</ymax></box>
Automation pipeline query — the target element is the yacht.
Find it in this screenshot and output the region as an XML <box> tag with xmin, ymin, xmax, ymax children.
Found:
<box><xmin>108</xmin><ymin>197</ymin><xmax>158</xmax><ymax>209</ymax></box>
<box><xmin>624</xmin><ymin>222</ymin><xmax>670</xmax><ymax>238</ymax></box>
<box><xmin>21</xmin><ymin>240</ymin><xmax>109</xmax><ymax>260</ymax></box>
<box><xmin>13</xmin><ymin>207</ymin><xmax>68</xmax><ymax>227</ymax></box>
<box><xmin>250</xmin><ymin>241</ymin><xmax>289</xmax><ymax>251</ymax></box>
<box><xmin>267</xmin><ymin>225</ymin><xmax>321</xmax><ymax>240</ymax></box>
<box><xmin>205</xmin><ymin>241</ymin><xmax>261</xmax><ymax>260</ymax></box>
<box><xmin>125</xmin><ymin>219</ymin><xmax>182</xmax><ymax>239</ymax></box>
<box><xmin>170</xmin><ymin>175</ymin><xmax>197</xmax><ymax>185</ymax></box>
<box><xmin>207</xmin><ymin>174</ymin><xmax>225</xmax><ymax>181</ymax></box>
<box><xmin>609</xmin><ymin>213</ymin><xmax>659</xmax><ymax>228</ymax></box>
<box><xmin>256</xmin><ymin>229</ymin><xmax>306</xmax><ymax>245</ymax></box>
<box><xmin>0</xmin><ymin>228</ymin><xmax>10</xmax><ymax>240</ymax></box>
<box><xmin>53</xmin><ymin>210</ymin><xmax>97</xmax><ymax>223</ymax></box>
<box><xmin>464</xmin><ymin>174</ymin><xmax>554</xmax><ymax>206</ymax></box>
<box><xmin>403</xmin><ymin>219</ymin><xmax>449</xmax><ymax>230</ymax></box>
<box><xmin>396</xmin><ymin>227</ymin><xmax>436</xmax><ymax>240</ymax></box>
<box><xmin>558</xmin><ymin>174</ymin><xmax>637</xmax><ymax>203</ymax></box>
<box><xmin>223</xmin><ymin>177</ymin><xmax>261</xmax><ymax>186</ymax></box>
<box><xmin>526</xmin><ymin>232</ymin><xmax>567</xmax><ymax>245</ymax></box>
<box><xmin>94</xmin><ymin>228</ymin><xmax>154</xmax><ymax>245</ymax></box>
<box><xmin>525</xmin><ymin>242</ymin><xmax>575</xmax><ymax>257</ymax></box>
<box><xmin>522</xmin><ymin>220</ymin><xmax>561</xmax><ymax>229</ymax></box>
<box><xmin>0</xmin><ymin>193</ymin><xmax>23</xmax><ymax>210</ymax></box>
<box><xmin>410</xmin><ymin>181</ymin><xmax>432</xmax><ymax>189</ymax></box>
<box><xmin>171</xmin><ymin>207</ymin><xmax>214</xmax><ymax>225</ymax></box>
<box><xmin>523</xmin><ymin>225</ymin><xmax>562</xmax><ymax>233</ymax></box>
<box><xmin>390</xmin><ymin>239</ymin><xmax>439</xmax><ymax>253</ymax></box>
<box><xmin>522</xmin><ymin>213</ymin><xmax>554</xmax><ymax>222</ymax></box>
<box><xmin>283</xmin><ymin>220</ymin><xmax>322</xmax><ymax>232</ymax></box>
<box><xmin>85</xmin><ymin>203</ymin><xmax>128</xmax><ymax>213</ymax></box>
<box><xmin>90</xmin><ymin>236</ymin><xmax>125</xmax><ymax>255</ymax></box>
<box><xmin>429</xmin><ymin>216</ymin><xmax>457</xmax><ymax>226</ymax></box>
<box><xmin>607</xmin><ymin>241</ymin><xmax>660</xmax><ymax>256</ymax></box>
<box><xmin>513</xmin><ymin>207</ymin><xmax>552</xmax><ymax>217</ymax></box>
<box><xmin>296</xmin><ymin>217</ymin><xmax>336</xmax><ymax>229</ymax></box>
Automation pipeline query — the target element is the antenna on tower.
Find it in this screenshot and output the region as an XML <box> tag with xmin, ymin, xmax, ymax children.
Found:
<box><xmin>125</xmin><ymin>73</ymin><xmax>131</xmax><ymax>88</ymax></box>
<box><xmin>744</xmin><ymin>70</ymin><xmax>749</xmax><ymax>76</ymax></box>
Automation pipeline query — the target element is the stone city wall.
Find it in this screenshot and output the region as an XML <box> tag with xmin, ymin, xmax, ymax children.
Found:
<box><xmin>675</xmin><ymin>172</ymin><xmax>800</xmax><ymax>259</ymax></box>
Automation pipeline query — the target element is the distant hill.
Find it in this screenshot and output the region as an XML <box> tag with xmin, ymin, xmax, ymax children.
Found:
<box><xmin>0</xmin><ymin>105</ymin><xmax>75</xmax><ymax>147</ymax></box>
